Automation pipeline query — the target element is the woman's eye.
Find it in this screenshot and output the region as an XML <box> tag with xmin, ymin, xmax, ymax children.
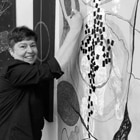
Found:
<box><xmin>31</xmin><ymin>44</ymin><xmax>36</xmax><ymax>48</ymax></box>
<box><xmin>20</xmin><ymin>45</ymin><xmax>26</xmax><ymax>49</ymax></box>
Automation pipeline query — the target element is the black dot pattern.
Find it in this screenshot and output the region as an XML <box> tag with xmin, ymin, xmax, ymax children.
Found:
<box><xmin>80</xmin><ymin>0</ymin><xmax>115</xmax><ymax>138</ymax></box>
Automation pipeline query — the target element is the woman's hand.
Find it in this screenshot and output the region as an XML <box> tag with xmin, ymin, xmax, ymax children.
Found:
<box><xmin>55</xmin><ymin>10</ymin><xmax>83</xmax><ymax>68</ymax></box>
<box><xmin>67</xmin><ymin>9</ymin><xmax>83</xmax><ymax>32</ymax></box>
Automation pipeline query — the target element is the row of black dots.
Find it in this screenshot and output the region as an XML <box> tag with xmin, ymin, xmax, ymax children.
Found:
<box><xmin>82</xmin><ymin>39</ymin><xmax>97</xmax><ymax>61</ymax></box>
<box><xmin>87</xmin><ymin>0</ymin><xmax>100</xmax><ymax>119</ymax></box>
<box><xmin>85</xmin><ymin>0</ymin><xmax>97</xmax><ymax>131</ymax></box>
<box><xmin>87</xmin><ymin>95</ymin><xmax>94</xmax><ymax>110</ymax></box>
<box><xmin>100</xmin><ymin>41</ymin><xmax>104</xmax><ymax>46</ymax></box>
<box><xmin>81</xmin><ymin>36</ymin><xmax>90</xmax><ymax>45</ymax></box>
<box><xmin>92</xmin><ymin>4</ymin><xmax>106</xmax><ymax>47</ymax></box>
<box><xmin>87</xmin><ymin>35</ymin><xmax>93</xmax><ymax>45</ymax></box>
<box><xmin>102</xmin><ymin>55</ymin><xmax>112</xmax><ymax>66</ymax></box>
<box><xmin>84</xmin><ymin>24</ymin><xmax>89</xmax><ymax>35</ymax></box>
<box><xmin>80</xmin><ymin>36</ymin><xmax>93</xmax><ymax>54</ymax></box>
<box><xmin>85</xmin><ymin>28</ymin><xmax>92</xmax><ymax>35</ymax></box>
<box><xmin>107</xmin><ymin>38</ymin><xmax>115</xmax><ymax>46</ymax></box>
<box><xmin>86</xmin><ymin>85</ymin><xmax>96</xmax><ymax>138</ymax></box>
<box><xmin>85</xmin><ymin>24</ymin><xmax>100</xmax><ymax>36</ymax></box>
<box><xmin>88</xmin><ymin>71</ymin><xmax>97</xmax><ymax>88</ymax></box>
<box><xmin>86</xmin><ymin>0</ymin><xmax>101</xmax><ymax>138</ymax></box>
<box><xmin>95</xmin><ymin>25</ymin><xmax>106</xmax><ymax>39</ymax></box>
<box><xmin>80</xmin><ymin>45</ymin><xmax>87</xmax><ymax>54</ymax></box>
<box><xmin>85</xmin><ymin>21</ymin><xmax>97</xmax><ymax>35</ymax></box>
<box><xmin>83</xmin><ymin>36</ymin><xmax>93</xmax><ymax>48</ymax></box>
<box><xmin>94</xmin><ymin>26</ymin><xmax>105</xmax><ymax>38</ymax></box>
<box><xmin>89</xmin><ymin>73</ymin><xmax>96</xmax><ymax>85</ymax></box>
<box><xmin>106</xmin><ymin>39</ymin><xmax>114</xmax><ymax>54</ymax></box>
<box><xmin>89</xmin><ymin>77</ymin><xmax>95</xmax><ymax>85</ymax></box>
<box><xmin>96</xmin><ymin>26</ymin><xmax>105</xmax><ymax>36</ymax></box>
<box><xmin>104</xmin><ymin>39</ymin><xmax>114</xmax><ymax>65</ymax></box>
<box><xmin>92</xmin><ymin>40</ymin><xmax>99</xmax><ymax>47</ymax></box>
<box><xmin>87</xmin><ymin>88</ymin><xmax>91</xmax><ymax>138</ymax></box>
<box><xmin>90</xmin><ymin>61</ymin><xmax>95</xmax><ymax>70</ymax></box>
<box><xmin>101</xmin><ymin>45</ymin><xmax>112</xmax><ymax>67</ymax></box>
<box><xmin>91</xmin><ymin>73</ymin><xmax>96</xmax><ymax>81</ymax></box>
<box><xmin>96</xmin><ymin>14</ymin><xmax>103</xmax><ymax>22</ymax></box>
<box><xmin>85</xmin><ymin>7</ymin><xmax>102</xmax><ymax>37</ymax></box>
<box><xmin>88</xmin><ymin>99</ymin><xmax>94</xmax><ymax>116</ymax></box>
<box><xmin>87</xmin><ymin>0</ymin><xmax>100</xmax><ymax>131</ymax></box>
<box><xmin>102</xmin><ymin>48</ymin><xmax>111</xmax><ymax>60</ymax></box>
<box><xmin>92</xmin><ymin>28</ymin><xmax>105</xmax><ymax>50</ymax></box>
<box><xmin>80</xmin><ymin>44</ymin><xmax>95</xmax><ymax>55</ymax></box>
<box><xmin>92</xmin><ymin>65</ymin><xmax>99</xmax><ymax>72</ymax></box>
<box><xmin>90</xmin><ymin>60</ymin><xmax>96</xmax><ymax>69</ymax></box>
<box><xmin>100</xmin><ymin>34</ymin><xmax>104</xmax><ymax>40</ymax></box>
<box><xmin>99</xmin><ymin>26</ymin><xmax>105</xmax><ymax>37</ymax></box>
<box><xmin>96</xmin><ymin>54</ymin><xmax>100</xmax><ymax>60</ymax></box>
<box><xmin>84</xmin><ymin>14</ymin><xmax>105</xmax><ymax>50</ymax></box>
<box><xmin>93</xmin><ymin>0</ymin><xmax>101</xmax><ymax>3</ymax></box>
<box><xmin>87</xmin><ymin>85</ymin><xmax>96</xmax><ymax>137</ymax></box>
<box><xmin>90</xmin><ymin>45</ymin><xmax>95</xmax><ymax>52</ymax></box>
<box><xmin>102</xmin><ymin>58</ymin><xmax>111</xmax><ymax>67</ymax></box>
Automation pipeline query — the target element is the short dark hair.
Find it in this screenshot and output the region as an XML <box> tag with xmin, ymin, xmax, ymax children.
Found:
<box><xmin>8</xmin><ymin>26</ymin><xmax>38</xmax><ymax>48</ymax></box>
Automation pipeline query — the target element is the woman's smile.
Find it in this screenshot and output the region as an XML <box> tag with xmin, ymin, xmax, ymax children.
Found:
<box><xmin>9</xmin><ymin>39</ymin><xmax>38</xmax><ymax>64</ymax></box>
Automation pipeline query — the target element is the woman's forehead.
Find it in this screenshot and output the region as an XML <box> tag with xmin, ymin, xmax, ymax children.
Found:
<box><xmin>16</xmin><ymin>39</ymin><xmax>36</xmax><ymax>45</ymax></box>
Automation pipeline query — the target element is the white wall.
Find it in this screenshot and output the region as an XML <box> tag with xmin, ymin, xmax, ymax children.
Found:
<box><xmin>16</xmin><ymin>0</ymin><xmax>33</xmax><ymax>29</ymax></box>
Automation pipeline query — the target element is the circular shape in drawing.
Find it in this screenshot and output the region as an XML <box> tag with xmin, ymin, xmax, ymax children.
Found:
<box><xmin>34</xmin><ymin>21</ymin><xmax>50</xmax><ymax>62</ymax></box>
<box><xmin>57</xmin><ymin>81</ymin><xmax>80</xmax><ymax>126</ymax></box>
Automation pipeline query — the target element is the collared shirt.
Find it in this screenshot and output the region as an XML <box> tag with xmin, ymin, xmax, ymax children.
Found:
<box><xmin>0</xmin><ymin>57</ymin><xmax>63</xmax><ymax>140</ymax></box>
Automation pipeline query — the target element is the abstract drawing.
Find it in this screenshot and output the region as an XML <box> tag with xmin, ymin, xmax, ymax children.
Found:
<box><xmin>57</xmin><ymin>0</ymin><xmax>140</xmax><ymax>139</ymax></box>
<box><xmin>0</xmin><ymin>0</ymin><xmax>16</xmax><ymax>71</ymax></box>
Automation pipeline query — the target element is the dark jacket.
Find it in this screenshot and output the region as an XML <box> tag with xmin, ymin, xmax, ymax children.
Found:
<box><xmin>0</xmin><ymin>57</ymin><xmax>63</xmax><ymax>140</ymax></box>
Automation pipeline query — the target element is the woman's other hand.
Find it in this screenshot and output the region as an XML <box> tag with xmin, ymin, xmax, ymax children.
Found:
<box><xmin>67</xmin><ymin>9</ymin><xmax>83</xmax><ymax>32</ymax></box>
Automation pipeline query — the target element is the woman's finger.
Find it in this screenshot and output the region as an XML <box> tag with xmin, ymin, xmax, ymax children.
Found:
<box><xmin>70</xmin><ymin>9</ymin><xmax>78</xmax><ymax>18</ymax></box>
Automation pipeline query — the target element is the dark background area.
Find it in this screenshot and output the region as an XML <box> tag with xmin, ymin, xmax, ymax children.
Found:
<box><xmin>0</xmin><ymin>0</ymin><xmax>16</xmax><ymax>71</ymax></box>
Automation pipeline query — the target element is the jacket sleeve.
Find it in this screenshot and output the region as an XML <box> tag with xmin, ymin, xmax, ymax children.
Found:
<box><xmin>5</xmin><ymin>57</ymin><xmax>64</xmax><ymax>87</ymax></box>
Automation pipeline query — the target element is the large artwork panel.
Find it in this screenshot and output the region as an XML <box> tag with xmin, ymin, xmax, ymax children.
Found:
<box><xmin>0</xmin><ymin>0</ymin><xmax>16</xmax><ymax>71</ymax></box>
<box><xmin>57</xmin><ymin>0</ymin><xmax>140</xmax><ymax>140</ymax></box>
<box><xmin>33</xmin><ymin>0</ymin><xmax>55</xmax><ymax>122</ymax></box>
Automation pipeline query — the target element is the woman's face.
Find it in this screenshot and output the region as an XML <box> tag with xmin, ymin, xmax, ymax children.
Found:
<box><xmin>9</xmin><ymin>39</ymin><xmax>38</xmax><ymax>64</ymax></box>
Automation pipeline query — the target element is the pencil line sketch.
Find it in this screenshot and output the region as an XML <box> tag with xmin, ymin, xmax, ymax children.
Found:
<box><xmin>0</xmin><ymin>0</ymin><xmax>15</xmax><ymax>72</ymax></box>
<box><xmin>34</xmin><ymin>0</ymin><xmax>50</xmax><ymax>63</ymax></box>
<box><xmin>0</xmin><ymin>0</ymin><xmax>12</xmax><ymax>53</ymax></box>
<box><xmin>0</xmin><ymin>0</ymin><xmax>12</xmax><ymax>16</ymax></box>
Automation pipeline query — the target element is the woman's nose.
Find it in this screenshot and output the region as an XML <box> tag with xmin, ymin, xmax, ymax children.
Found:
<box><xmin>27</xmin><ymin>46</ymin><xmax>33</xmax><ymax>53</ymax></box>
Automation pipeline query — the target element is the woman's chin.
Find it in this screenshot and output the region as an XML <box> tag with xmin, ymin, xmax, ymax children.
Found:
<box><xmin>24</xmin><ymin>58</ymin><xmax>36</xmax><ymax>64</ymax></box>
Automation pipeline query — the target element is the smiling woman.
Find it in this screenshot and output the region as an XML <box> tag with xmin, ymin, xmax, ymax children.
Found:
<box><xmin>0</xmin><ymin>26</ymin><xmax>64</xmax><ymax>140</ymax></box>
<box><xmin>9</xmin><ymin>40</ymin><xmax>38</xmax><ymax>64</ymax></box>
<box><xmin>8</xmin><ymin>26</ymin><xmax>38</xmax><ymax>64</ymax></box>
<box><xmin>0</xmin><ymin>8</ymin><xmax>83</xmax><ymax>139</ymax></box>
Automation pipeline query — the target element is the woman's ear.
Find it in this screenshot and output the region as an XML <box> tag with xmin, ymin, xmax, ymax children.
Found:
<box><xmin>8</xmin><ymin>47</ymin><xmax>14</xmax><ymax>57</ymax></box>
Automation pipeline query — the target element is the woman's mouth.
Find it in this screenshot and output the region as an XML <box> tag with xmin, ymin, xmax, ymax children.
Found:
<box><xmin>25</xmin><ymin>55</ymin><xmax>35</xmax><ymax>59</ymax></box>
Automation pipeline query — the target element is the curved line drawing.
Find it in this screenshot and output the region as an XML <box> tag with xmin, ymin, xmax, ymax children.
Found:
<box><xmin>0</xmin><ymin>0</ymin><xmax>12</xmax><ymax>16</ymax></box>
<box><xmin>57</xmin><ymin>81</ymin><xmax>80</xmax><ymax>126</ymax></box>
<box><xmin>34</xmin><ymin>21</ymin><xmax>50</xmax><ymax>62</ymax></box>
<box><xmin>34</xmin><ymin>0</ymin><xmax>50</xmax><ymax>63</ymax></box>
<box><xmin>61</xmin><ymin>128</ymin><xmax>69</xmax><ymax>140</ymax></box>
